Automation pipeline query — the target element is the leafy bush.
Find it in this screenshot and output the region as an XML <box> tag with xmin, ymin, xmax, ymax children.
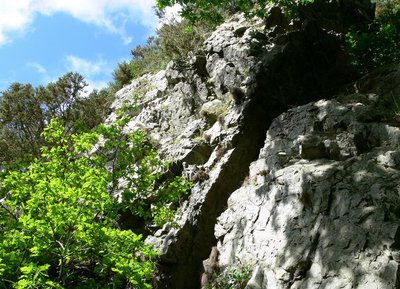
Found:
<box><xmin>129</xmin><ymin>36</ymin><xmax>169</xmax><ymax>80</ymax></box>
<box><xmin>103</xmin><ymin>104</ymin><xmax>191</xmax><ymax>228</ymax></box>
<box><xmin>0</xmin><ymin>120</ymin><xmax>157</xmax><ymax>288</ymax></box>
<box><xmin>345</xmin><ymin>0</ymin><xmax>400</xmax><ymax>73</ymax></box>
<box><xmin>156</xmin><ymin>16</ymin><xmax>213</xmax><ymax>60</ymax></box>
<box><xmin>117</xmin><ymin>16</ymin><xmax>212</xmax><ymax>84</ymax></box>
<box><xmin>0</xmin><ymin>108</ymin><xmax>190</xmax><ymax>288</ymax></box>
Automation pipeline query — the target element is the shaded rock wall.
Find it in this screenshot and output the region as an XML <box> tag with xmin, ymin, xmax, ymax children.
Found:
<box><xmin>215</xmin><ymin>65</ymin><xmax>400</xmax><ymax>288</ymax></box>
<box><xmin>107</xmin><ymin>1</ymin><xmax>383</xmax><ymax>288</ymax></box>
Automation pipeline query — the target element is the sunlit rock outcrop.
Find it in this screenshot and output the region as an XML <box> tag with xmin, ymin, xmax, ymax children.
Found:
<box><xmin>105</xmin><ymin>1</ymin><xmax>400</xmax><ymax>288</ymax></box>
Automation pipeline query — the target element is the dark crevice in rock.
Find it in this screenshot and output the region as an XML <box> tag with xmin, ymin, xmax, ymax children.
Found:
<box><xmin>354</xmin><ymin>129</ymin><xmax>373</xmax><ymax>154</ymax></box>
<box><xmin>325</xmin><ymin>188</ymin><xmax>335</xmax><ymax>216</ymax></box>
<box><xmin>234</xmin><ymin>26</ymin><xmax>247</xmax><ymax>37</ymax></box>
<box><xmin>192</xmin><ymin>55</ymin><xmax>208</xmax><ymax>78</ymax></box>
<box><xmin>183</xmin><ymin>143</ymin><xmax>214</xmax><ymax>166</ymax></box>
<box><xmin>391</xmin><ymin>227</ymin><xmax>400</xmax><ymax>250</ymax></box>
<box><xmin>157</xmin><ymin>93</ymin><xmax>276</xmax><ymax>289</ymax></box>
<box><xmin>266</xmin><ymin>28</ymin><xmax>353</xmax><ymax>107</ymax></box>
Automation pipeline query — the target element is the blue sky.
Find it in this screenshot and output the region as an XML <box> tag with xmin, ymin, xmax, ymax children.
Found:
<box><xmin>0</xmin><ymin>0</ymin><xmax>178</xmax><ymax>93</ymax></box>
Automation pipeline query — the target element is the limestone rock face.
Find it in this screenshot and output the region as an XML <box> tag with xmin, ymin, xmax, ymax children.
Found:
<box><xmin>107</xmin><ymin>1</ymin><xmax>384</xmax><ymax>288</ymax></box>
<box><xmin>215</xmin><ymin>66</ymin><xmax>400</xmax><ymax>289</ymax></box>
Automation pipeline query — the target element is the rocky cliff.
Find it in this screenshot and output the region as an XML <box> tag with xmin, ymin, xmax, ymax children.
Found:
<box><xmin>109</xmin><ymin>1</ymin><xmax>400</xmax><ymax>288</ymax></box>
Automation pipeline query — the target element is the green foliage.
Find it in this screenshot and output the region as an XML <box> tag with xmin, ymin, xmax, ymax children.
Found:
<box><xmin>0</xmin><ymin>72</ymin><xmax>114</xmax><ymax>164</ymax></box>
<box><xmin>41</xmin><ymin>72</ymin><xmax>87</xmax><ymax>123</ymax></box>
<box><xmin>0</xmin><ymin>119</ymin><xmax>157</xmax><ymax>288</ymax></box>
<box><xmin>156</xmin><ymin>17</ymin><xmax>213</xmax><ymax>60</ymax></box>
<box><xmin>206</xmin><ymin>261</ymin><xmax>251</xmax><ymax>289</ymax></box>
<box><xmin>151</xmin><ymin>177</ymin><xmax>191</xmax><ymax>227</ymax></box>
<box><xmin>129</xmin><ymin>37</ymin><xmax>170</xmax><ymax>80</ymax></box>
<box><xmin>72</xmin><ymin>87</ymin><xmax>115</xmax><ymax>130</ymax></box>
<box><xmin>0</xmin><ymin>107</ymin><xmax>190</xmax><ymax>287</ymax></box>
<box><xmin>156</xmin><ymin>0</ymin><xmax>314</xmax><ymax>24</ymax></box>
<box><xmin>345</xmin><ymin>0</ymin><xmax>400</xmax><ymax>73</ymax></box>
<box><xmin>119</xmin><ymin>16</ymin><xmax>212</xmax><ymax>84</ymax></box>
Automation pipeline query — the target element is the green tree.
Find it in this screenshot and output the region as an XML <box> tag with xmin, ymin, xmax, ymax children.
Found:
<box><xmin>43</xmin><ymin>73</ymin><xmax>86</xmax><ymax>116</ymax></box>
<box><xmin>70</xmin><ymin>87</ymin><xmax>115</xmax><ymax>131</ymax></box>
<box><xmin>0</xmin><ymin>73</ymin><xmax>114</xmax><ymax>164</ymax></box>
<box><xmin>0</xmin><ymin>83</ymin><xmax>45</xmax><ymax>162</ymax></box>
<box><xmin>112</xmin><ymin>61</ymin><xmax>134</xmax><ymax>91</ymax></box>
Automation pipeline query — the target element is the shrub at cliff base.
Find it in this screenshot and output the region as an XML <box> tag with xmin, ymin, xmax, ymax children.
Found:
<box><xmin>0</xmin><ymin>114</ymin><xmax>190</xmax><ymax>288</ymax></box>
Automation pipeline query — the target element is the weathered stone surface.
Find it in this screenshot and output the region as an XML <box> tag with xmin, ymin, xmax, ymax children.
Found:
<box><xmin>107</xmin><ymin>1</ymin><xmax>379</xmax><ymax>288</ymax></box>
<box><xmin>215</xmin><ymin>65</ymin><xmax>400</xmax><ymax>289</ymax></box>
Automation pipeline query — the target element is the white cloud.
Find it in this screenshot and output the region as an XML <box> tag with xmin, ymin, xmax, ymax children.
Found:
<box><xmin>86</xmin><ymin>79</ymin><xmax>109</xmax><ymax>94</ymax></box>
<box><xmin>65</xmin><ymin>55</ymin><xmax>113</xmax><ymax>93</ymax></box>
<box><xmin>65</xmin><ymin>55</ymin><xmax>107</xmax><ymax>77</ymax></box>
<box><xmin>23</xmin><ymin>56</ymin><xmax>111</xmax><ymax>93</ymax></box>
<box><xmin>0</xmin><ymin>0</ymin><xmax>158</xmax><ymax>45</ymax></box>
<box><xmin>27</xmin><ymin>62</ymin><xmax>47</xmax><ymax>74</ymax></box>
<box><xmin>158</xmin><ymin>4</ymin><xmax>182</xmax><ymax>27</ymax></box>
<box><xmin>0</xmin><ymin>0</ymin><xmax>35</xmax><ymax>45</ymax></box>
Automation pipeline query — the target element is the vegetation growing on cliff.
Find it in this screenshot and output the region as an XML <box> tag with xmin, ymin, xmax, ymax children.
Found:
<box><xmin>112</xmin><ymin>17</ymin><xmax>213</xmax><ymax>90</ymax></box>
<box><xmin>205</xmin><ymin>261</ymin><xmax>251</xmax><ymax>289</ymax></box>
<box><xmin>0</xmin><ymin>109</ymin><xmax>190</xmax><ymax>288</ymax></box>
<box><xmin>106</xmin><ymin>0</ymin><xmax>400</xmax><ymax>90</ymax></box>
<box><xmin>346</xmin><ymin>0</ymin><xmax>400</xmax><ymax>72</ymax></box>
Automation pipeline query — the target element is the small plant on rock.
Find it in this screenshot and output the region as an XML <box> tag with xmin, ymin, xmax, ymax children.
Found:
<box><xmin>206</xmin><ymin>260</ymin><xmax>252</xmax><ymax>289</ymax></box>
<box><xmin>345</xmin><ymin>0</ymin><xmax>400</xmax><ymax>73</ymax></box>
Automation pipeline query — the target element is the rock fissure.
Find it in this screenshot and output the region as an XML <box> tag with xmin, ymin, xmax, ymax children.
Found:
<box><xmin>154</xmin><ymin>89</ymin><xmax>280</xmax><ymax>289</ymax></box>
